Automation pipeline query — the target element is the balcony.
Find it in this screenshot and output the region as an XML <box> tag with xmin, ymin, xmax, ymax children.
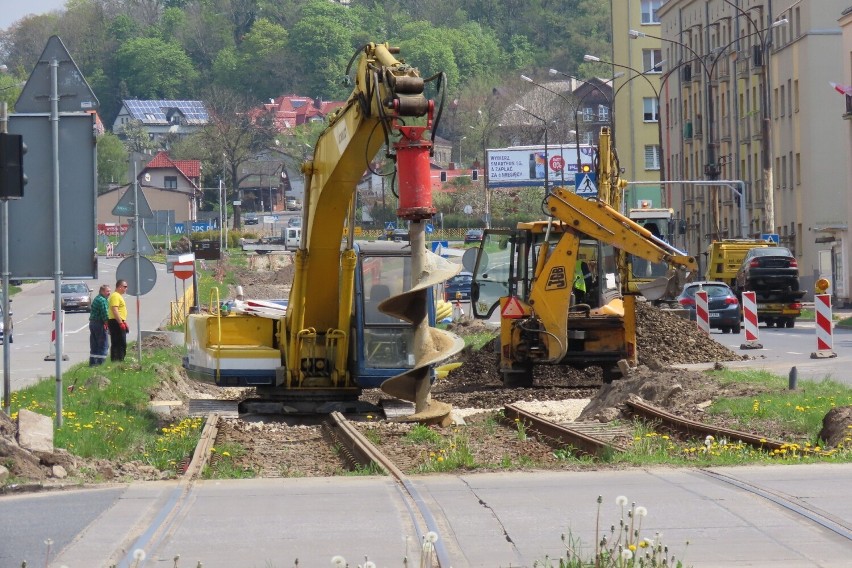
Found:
<box><xmin>737</xmin><ymin>57</ymin><xmax>751</xmax><ymax>78</ymax></box>
<box><xmin>751</xmin><ymin>114</ymin><xmax>763</xmax><ymax>140</ymax></box>
<box><xmin>683</xmin><ymin>121</ymin><xmax>693</xmax><ymax>139</ymax></box>
<box><xmin>716</xmin><ymin>58</ymin><xmax>730</xmax><ymax>81</ymax></box>
<box><xmin>738</xmin><ymin>115</ymin><xmax>752</xmax><ymax>139</ymax></box>
<box><xmin>718</xmin><ymin>119</ymin><xmax>731</xmax><ymax>141</ymax></box>
<box><xmin>693</xmin><ymin>117</ymin><xmax>703</xmax><ymax>139</ymax></box>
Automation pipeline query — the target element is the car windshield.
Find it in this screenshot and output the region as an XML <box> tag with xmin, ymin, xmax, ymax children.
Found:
<box><xmin>62</xmin><ymin>284</ymin><xmax>88</xmax><ymax>294</ymax></box>
<box><xmin>449</xmin><ymin>274</ymin><xmax>472</xmax><ymax>286</ymax></box>
<box><xmin>751</xmin><ymin>247</ymin><xmax>792</xmax><ymax>257</ymax></box>
<box><xmin>683</xmin><ymin>284</ymin><xmax>730</xmax><ymax>298</ymax></box>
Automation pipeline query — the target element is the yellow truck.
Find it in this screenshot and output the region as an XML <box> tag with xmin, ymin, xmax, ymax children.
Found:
<box><xmin>704</xmin><ymin>239</ymin><xmax>803</xmax><ymax>328</ymax></box>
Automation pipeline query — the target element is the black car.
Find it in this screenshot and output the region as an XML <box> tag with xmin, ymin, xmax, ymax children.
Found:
<box><xmin>444</xmin><ymin>271</ymin><xmax>473</xmax><ymax>301</ymax></box>
<box><xmin>464</xmin><ymin>229</ymin><xmax>484</xmax><ymax>244</ymax></box>
<box><xmin>244</xmin><ymin>214</ymin><xmax>259</xmax><ymax>225</ymax></box>
<box><xmin>389</xmin><ymin>228</ymin><xmax>409</xmax><ymax>242</ymax></box>
<box><xmin>676</xmin><ymin>281</ymin><xmax>740</xmax><ymax>333</ymax></box>
<box><xmin>734</xmin><ymin>246</ymin><xmax>800</xmax><ymax>300</ymax></box>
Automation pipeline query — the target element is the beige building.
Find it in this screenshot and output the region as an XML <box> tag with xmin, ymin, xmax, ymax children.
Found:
<box><xmin>98</xmin><ymin>152</ymin><xmax>202</xmax><ymax>229</ymax></box>
<box><xmin>653</xmin><ymin>0</ymin><xmax>847</xmax><ymax>300</ymax></box>
<box><xmin>611</xmin><ymin>0</ymin><xmax>667</xmax><ymax>207</ymax></box>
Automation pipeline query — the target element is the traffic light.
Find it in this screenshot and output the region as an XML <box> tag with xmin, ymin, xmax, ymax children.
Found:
<box><xmin>471</xmin><ymin>169</ymin><xmax>478</xmax><ymax>181</ymax></box>
<box><xmin>440</xmin><ymin>171</ymin><xmax>447</xmax><ymax>182</ymax></box>
<box><xmin>0</xmin><ymin>133</ymin><xmax>26</xmax><ymax>199</ymax></box>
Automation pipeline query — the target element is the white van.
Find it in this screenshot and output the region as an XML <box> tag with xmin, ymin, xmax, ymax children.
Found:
<box><xmin>284</xmin><ymin>227</ymin><xmax>301</xmax><ymax>251</ymax></box>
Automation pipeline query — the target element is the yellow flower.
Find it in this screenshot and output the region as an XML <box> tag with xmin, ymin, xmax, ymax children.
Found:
<box><xmin>628</xmin><ymin>544</ymin><xmax>637</xmax><ymax>552</ymax></box>
<box><xmin>222</xmin><ymin>451</ymin><xmax>230</xmax><ymax>457</ymax></box>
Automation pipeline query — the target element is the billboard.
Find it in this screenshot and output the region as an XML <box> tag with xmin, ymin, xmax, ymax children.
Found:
<box><xmin>487</xmin><ymin>145</ymin><xmax>595</xmax><ymax>188</ymax></box>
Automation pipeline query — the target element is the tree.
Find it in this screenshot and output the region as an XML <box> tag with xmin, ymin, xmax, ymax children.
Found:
<box><xmin>114</xmin><ymin>36</ymin><xmax>198</xmax><ymax>98</ymax></box>
<box><xmin>97</xmin><ymin>131</ymin><xmax>129</xmax><ymax>194</ymax></box>
<box><xmin>198</xmin><ymin>86</ymin><xmax>278</xmax><ymax>229</ymax></box>
<box><xmin>119</xmin><ymin>119</ymin><xmax>158</xmax><ymax>155</ymax></box>
<box><xmin>212</xmin><ymin>18</ymin><xmax>289</xmax><ymax>98</ymax></box>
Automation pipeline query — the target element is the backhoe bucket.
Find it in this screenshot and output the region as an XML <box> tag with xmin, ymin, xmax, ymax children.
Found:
<box><xmin>637</xmin><ymin>267</ymin><xmax>693</xmax><ymax>301</ymax></box>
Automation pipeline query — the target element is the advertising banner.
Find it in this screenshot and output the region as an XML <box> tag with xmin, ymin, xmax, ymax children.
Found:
<box><xmin>487</xmin><ymin>145</ymin><xmax>595</xmax><ymax>188</ymax></box>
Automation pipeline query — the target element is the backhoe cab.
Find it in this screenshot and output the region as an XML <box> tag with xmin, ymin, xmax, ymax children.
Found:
<box><xmin>470</xmin><ymin>130</ymin><xmax>696</xmax><ymax>387</ymax></box>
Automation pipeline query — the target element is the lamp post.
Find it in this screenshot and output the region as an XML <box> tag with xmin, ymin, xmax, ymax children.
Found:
<box><xmin>514</xmin><ymin>104</ymin><xmax>549</xmax><ymax>198</ymax></box>
<box><xmin>719</xmin><ymin>0</ymin><xmax>796</xmax><ymax>232</ymax></box>
<box><xmin>457</xmin><ymin>136</ymin><xmax>466</xmax><ymax>168</ymax></box>
<box><xmin>520</xmin><ymin>75</ymin><xmax>574</xmax><ymax>187</ymax></box>
<box><xmin>584</xmin><ymin>54</ymin><xmax>668</xmax><ymax>186</ymax></box>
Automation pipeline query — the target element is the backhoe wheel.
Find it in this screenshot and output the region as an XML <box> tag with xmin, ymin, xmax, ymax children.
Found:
<box><xmin>501</xmin><ymin>365</ymin><xmax>534</xmax><ymax>388</ymax></box>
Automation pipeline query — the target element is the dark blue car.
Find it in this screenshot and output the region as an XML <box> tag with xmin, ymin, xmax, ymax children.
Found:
<box><xmin>444</xmin><ymin>271</ymin><xmax>473</xmax><ymax>301</ymax></box>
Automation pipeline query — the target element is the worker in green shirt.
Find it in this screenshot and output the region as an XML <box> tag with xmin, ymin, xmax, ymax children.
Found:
<box><xmin>88</xmin><ymin>284</ymin><xmax>111</xmax><ymax>366</ymax></box>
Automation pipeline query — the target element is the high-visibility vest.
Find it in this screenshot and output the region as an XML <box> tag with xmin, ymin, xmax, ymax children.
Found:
<box><xmin>573</xmin><ymin>261</ymin><xmax>587</xmax><ymax>292</ymax></box>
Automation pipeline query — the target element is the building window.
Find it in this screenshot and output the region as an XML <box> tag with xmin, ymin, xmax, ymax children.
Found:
<box><xmin>643</xmin><ymin>98</ymin><xmax>659</xmax><ymax>122</ymax></box>
<box><xmin>598</xmin><ymin>105</ymin><xmax>609</xmax><ymax>121</ymax></box>
<box><xmin>164</xmin><ymin>176</ymin><xmax>178</xmax><ymax>189</ymax></box>
<box><xmin>583</xmin><ymin>107</ymin><xmax>594</xmax><ymax>122</ymax></box>
<box><xmin>643</xmin><ymin>49</ymin><xmax>663</xmax><ymax>73</ymax></box>
<box><xmin>583</xmin><ymin>131</ymin><xmax>595</xmax><ymax>145</ymax></box>
<box><xmin>641</xmin><ymin>0</ymin><xmax>662</xmax><ymax>24</ymax></box>
<box><xmin>644</xmin><ymin>145</ymin><xmax>661</xmax><ymax>170</ymax></box>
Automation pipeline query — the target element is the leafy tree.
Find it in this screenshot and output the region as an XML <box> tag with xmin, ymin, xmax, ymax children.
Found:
<box><xmin>119</xmin><ymin>119</ymin><xmax>158</xmax><ymax>155</ymax></box>
<box><xmin>212</xmin><ymin>18</ymin><xmax>289</xmax><ymax>98</ymax></box>
<box><xmin>97</xmin><ymin>131</ymin><xmax>129</xmax><ymax>194</ymax></box>
<box><xmin>114</xmin><ymin>36</ymin><xmax>199</xmax><ymax>98</ymax></box>
<box><xmin>286</xmin><ymin>0</ymin><xmax>357</xmax><ymax>100</ymax></box>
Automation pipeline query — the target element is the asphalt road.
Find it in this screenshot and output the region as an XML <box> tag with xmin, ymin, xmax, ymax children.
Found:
<box><xmin>1</xmin><ymin>255</ymin><xmax>181</xmax><ymax>392</ymax></box>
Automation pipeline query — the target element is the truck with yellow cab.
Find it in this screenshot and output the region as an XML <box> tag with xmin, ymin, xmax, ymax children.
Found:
<box><xmin>469</xmin><ymin>127</ymin><xmax>697</xmax><ymax>386</ymax></box>
<box><xmin>704</xmin><ymin>239</ymin><xmax>803</xmax><ymax>328</ymax></box>
<box><xmin>183</xmin><ymin>43</ymin><xmax>462</xmax><ymax>423</ymax></box>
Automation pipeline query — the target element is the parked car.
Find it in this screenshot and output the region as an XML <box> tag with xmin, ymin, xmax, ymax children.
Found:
<box><xmin>285</xmin><ymin>197</ymin><xmax>302</xmax><ymax>211</ymax></box>
<box><xmin>0</xmin><ymin>303</ymin><xmax>12</xmax><ymax>343</ymax></box>
<box><xmin>244</xmin><ymin>214</ymin><xmax>259</xmax><ymax>225</ymax></box>
<box><xmin>58</xmin><ymin>282</ymin><xmax>92</xmax><ymax>313</ymax></box>
<box><xmin>464</xmin><ymin>229</ymin><xmax>484</xmax><ymax>244</ymax></box>
<box><xmin>287</xmin><ymin>216</ymin><xmax>302</xmax><ymax>228</ymax></box>
<box><xmin>734</xmin><ymin>246</ymin><xmax>800</xmax><ymax>300</ymax></box>
<box><xmin>389</xmin><ymin>228</ymin><xmax>409</xmax><ymax>242</ymax></box>
<box><xmin>444</xmin><ymin>271</ymin><xmax>473</xmax><ymax>301</ymax></box>
<box><xmin>676</xmin><ymin>281</ymin><xmax>740</xmax><ymax>333</ymax></box>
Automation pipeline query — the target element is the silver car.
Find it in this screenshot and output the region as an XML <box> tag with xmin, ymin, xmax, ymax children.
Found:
<box><xmin>59</xmin><ymin>282</ymin><xmax>92</xmax><ymax>313</ymax></box>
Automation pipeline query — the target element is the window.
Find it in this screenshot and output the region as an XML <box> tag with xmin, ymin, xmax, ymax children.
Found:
<box><xmin>583</xmin><ymin>107</ymin><xmax>594</xmax><ymax>122</ymax></box>
<box><xmin>644</xmin><ymin>145</ymin><xmax>661</xmax><ymax>170</ymax></box>
<box><xmin>642</xmin><ymin>49</ymin><xmax>663</xmax><ymax>73</ymax></box>
<box><xmin>641</xmin><ymin>0</ymin><xmax>662</xmax><ymax>24</ymax></box>
<box><xmin>643</xmin><ymin>98</ymin><xmax>659</xmax><ymax>122</ymax></box>
<box><xmin>164</xmin><ymin>176</ymin><xmax>178</xmax><ymax>189</ymax></box>
<box><xmin>598</xmin><ymin>105</ymin><xmax>609</xmax><ymax>121</ymax></box>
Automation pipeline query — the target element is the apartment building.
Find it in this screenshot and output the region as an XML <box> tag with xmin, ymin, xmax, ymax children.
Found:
<box><xmin>648</xmin><ymin>0</ymin><xmax>847</xmax><ymax>300</ymax></box>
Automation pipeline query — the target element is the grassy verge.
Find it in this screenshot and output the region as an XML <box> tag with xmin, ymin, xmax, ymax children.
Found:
<box><xmin>6</xmin><ymin>345</ymin><xmax>202</xmax><ymax>483</ymax></box>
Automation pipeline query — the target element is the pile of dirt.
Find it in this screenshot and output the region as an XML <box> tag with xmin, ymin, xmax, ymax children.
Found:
<box><xmin>231</xmin><ymin>255</ymin><xmax>294</xmax><ymax>300</ymax></box>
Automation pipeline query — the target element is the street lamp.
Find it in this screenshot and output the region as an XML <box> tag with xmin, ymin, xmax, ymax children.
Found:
<box><xmin>520</xmin><ymin>75</ymin><xmax>574</xmax><ymax>187</ymax></box>
<box><xmin>718</xmin><ymin>0</ymin><xmax>793</xmax><ymax>232</ymax></box>
<box><xmin>458</xmin><ymin>136</ymin><xmax>466</xmax><ymax>168</ymax></box>
<box><xmin>514</xmin><ymin>103</ymin><xmax>549</xmax><ymax>198</ymax></box>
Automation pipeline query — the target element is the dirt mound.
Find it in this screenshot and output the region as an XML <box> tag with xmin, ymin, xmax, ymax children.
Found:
<box><xmin>231</xmin><ymin>255</ymin><xmax>294</xmax><ymax>300</ymax></box>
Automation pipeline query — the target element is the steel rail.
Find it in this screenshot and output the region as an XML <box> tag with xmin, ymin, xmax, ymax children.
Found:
<box><xmin>326</xmin><ymin>412</ymin><xmax>451</xmax><ymax>568</ymax></box>
<box><xmin>626</xmin><ymin>398</ymin><xmax>786</xmax><ymax>451</ymax></box>
<box><xmin>503</xmin><ymin>403</ymin><xmax>628</xmax><ymax>457</ymax></box>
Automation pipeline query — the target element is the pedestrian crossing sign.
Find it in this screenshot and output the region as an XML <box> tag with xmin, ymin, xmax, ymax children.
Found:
<box><xmin>575</xmin><ymin>172</ymin><xmax>598</xmax><ymax>197</ymax></box>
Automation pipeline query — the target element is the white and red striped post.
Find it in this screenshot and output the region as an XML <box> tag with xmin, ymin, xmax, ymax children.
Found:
<box><xmin>811</xmin><ymin>294</ymin><xmax>837</xmax><ymax>359</ymax></box>
<box><xmin>43</xmin><ymin>310</ymin><xmax>70</xmax><ymax>361</ymax></box>
<box><xmin>695</xmin><ymin>290</ymin><xmax>710</xmax><ymax>334</ymax></box>
<box><xmin>740</xmin><ymin>291</ymin><xmax>762</xmax><ymax>349</ymax></box>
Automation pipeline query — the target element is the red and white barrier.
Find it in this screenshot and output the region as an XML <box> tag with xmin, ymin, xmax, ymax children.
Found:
<box><xmin>695</xmin><ymin>290</ymin><xmax>709</xmax><ymax>334</ymax></box>
<box><xmin>44</xmin><ymin>309</ymin><xmax>70</xmax><ymax>361</ymax></box>
<box><xmin>740</xmin><ymin>291</ymin><xmax>762</xmax><ymax>349</ymax></box>
<box><xmin>811</xmin><ymin>294</ymin><xmax>837</xmax><ymax>359</ymax></box>
<box><xmin>106</xmin><ymin>242</ymin><xmax>114</xmax><ymax>257</ymax></box>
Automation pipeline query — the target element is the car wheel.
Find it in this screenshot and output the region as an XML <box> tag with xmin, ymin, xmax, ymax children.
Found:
<box><xmin>785</xmin><ymin>319</ymin><xmax>795</xmax><ymax>329</ymax></box>
<box><xmin>721</xmin><ymin>327</ymin><xmax>731</xmax><ymax>334</ymax></box>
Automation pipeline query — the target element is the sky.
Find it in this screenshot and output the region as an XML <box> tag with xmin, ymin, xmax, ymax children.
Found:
<box><xmin>0</xmin><ymin>0</ymin><xmax>67</xmax><ymax>31</ymax></box>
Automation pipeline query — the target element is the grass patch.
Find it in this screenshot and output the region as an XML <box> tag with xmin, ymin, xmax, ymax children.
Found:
<box><xmin>7</xmin><ymin>345</ymin><xmax>204</xmax><ymax>481</ymax></box>
<box><xmin>462</xmin><ymin>329</ymin><xmax>496</xmax><ymax>351</ymax></box>
<box><xmin>203</xmin><ymin>442</ymin><xmax>257</xmax><ymax>479</ymax></box>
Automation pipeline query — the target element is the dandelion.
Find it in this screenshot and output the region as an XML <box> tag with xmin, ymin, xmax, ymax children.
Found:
<box><xmin>621</xmin><ymin>548</ymin><xmax>633</xmax><ymax>560</ymax></box>
<box><xmin>635</xmin><ymin>506</ymin><xmax>648</xmax><ymax>517</ymax></box>
<box><xmin>134</xmin><ymin>549</ymin><xmax>147</xmax><ymax>561</ymax></box>
<box><xmin>616</xmin><ymin>495</ymin><xmax>629</xmax><ymax>507</ymax></box>
<box><xmin>363</xmin><ymin>562</ymin><xmax>376</xmax><ymax>568</ymax></box>
<box><xmin>331</xmin><ymin>555</ymin><xmax>346</xmax><ymax>567</ymax></box>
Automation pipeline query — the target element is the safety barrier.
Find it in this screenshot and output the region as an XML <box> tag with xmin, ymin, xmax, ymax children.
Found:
<box><xmin>169</xmin><ymin>284</ymin><xmax>195</xmax><ymax>326</ymax></box>
<box><xmin>811</xmin><ymin>294</ymin><xmax>837</xmax><ymax>359</ymax></box>
<box><xmin>740</xmin><ymin>291</ymin><xmax>762</xmax><ymax>349</ymax></box>
<box><xmin>44</xmin><ymin>309</ymin><xmax>69</xmax><ymax>361</ymax></box>
<box><xmin>695</xmin><ymin>290</ymin><xmax>709</xmax><ymax>334</ymax></box>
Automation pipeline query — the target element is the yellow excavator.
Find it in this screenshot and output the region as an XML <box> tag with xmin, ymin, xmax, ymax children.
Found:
<box><xmin>184</xmin><ymin>43</ymin><xmax>462</xmax><ymax>423</ymax></box>
<box><xmin>469</xmin><ymin>127</ymin><xmax>697</xmax><ymax>386</ymax></box>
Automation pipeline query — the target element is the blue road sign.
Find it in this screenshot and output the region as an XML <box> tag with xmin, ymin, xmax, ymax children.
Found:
<box><xmin>385</xmin><ymin>222</ymin><xmax>396</xmax><ymax>231</ymax></box>
<box><xmin>425</xmin><ymin>223</ymin><xmax>434</xmax><ymax>233</ymax></box>
<box><xmin>575</xmin><ymin>172</ymin><xmax>598</xmax><ymax>197</ymax></box>
<box><xmin>760</xmin><ymin>233</ymin><xmax>780</xmax><ymax>244</ymax></box>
